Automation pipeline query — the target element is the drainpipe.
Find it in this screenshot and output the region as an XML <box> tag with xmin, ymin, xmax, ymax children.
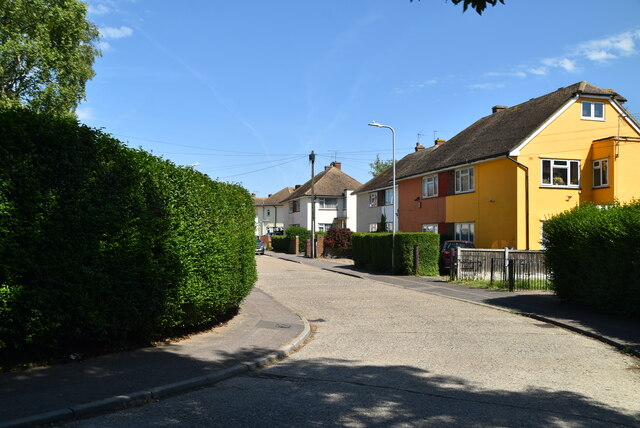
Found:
<box><xmin>507</xmin><ymin>156</ymin><xmax>530</xmax><ymax>250</ymax></box>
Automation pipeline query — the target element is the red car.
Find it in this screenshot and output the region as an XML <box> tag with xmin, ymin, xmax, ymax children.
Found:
<box><xmin>439</xmin><ymin>240</ymin><xmax>475</xmax><ymax>274</ymax></box>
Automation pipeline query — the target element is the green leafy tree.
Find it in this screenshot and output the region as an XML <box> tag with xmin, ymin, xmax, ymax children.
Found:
<box><xmin>410</xmin><ymin>0</ymin><xmax>505</xmax><ymax>15</ymax></box>
<box><xmin>369</xmin><ymin>154</ymin><xmax>393</xmax><ymax>177</ymax></box>
<box><xmin>0</xmin><ymin>0</ymin><xmax>101</xmax><ymax>114</ymax></box>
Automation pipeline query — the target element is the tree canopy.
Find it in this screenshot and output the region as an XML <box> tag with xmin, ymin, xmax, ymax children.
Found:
<box><xmin>369</xmin><ymin>154</ymin><xmax>394</xmax><ymax>177</ymax></box>
<box><xmin>0</xmin><ymin>0</ymin><xmax>101</xmax><ymax>114</ymax></box>
<box><xmin>411</xmin><ymin>0</ymin><xmax>505</xmax><ymax>15</ymax></box>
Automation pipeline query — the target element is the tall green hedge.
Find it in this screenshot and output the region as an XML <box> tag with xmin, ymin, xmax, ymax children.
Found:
<box><xmin>285</xmin><ymin>226</ymin><xmax>310</xmax><ymax>253</ymax></box>
<box><xmin>0</xmin><ymin>108</ymin><xmax>256</xmax><ymax>359</ymax></box>
<box><xmin>543</xmin><ymin>201</ymin><xmax>640</xmax><ymax>317</ymax></box>
<box><xmin>352</xmin><ymin>232</ymin><xmax>440</xmax><ymax>275</ymax></box>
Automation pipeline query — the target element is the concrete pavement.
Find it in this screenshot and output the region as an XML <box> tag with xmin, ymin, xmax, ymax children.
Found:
<box><xmin>2</xmin><ymin>250</ymin><xmax>639</xmax><ymax>427</ymax></box>
<box><xmin>0</xmin><ymin>288</ymin><xmax>310</xmax><ymax>428</ymax></box>
<box><xmin>269</xmin><ymin>251</ymin><xmax>640</xmax><ymax>358</ymax></box>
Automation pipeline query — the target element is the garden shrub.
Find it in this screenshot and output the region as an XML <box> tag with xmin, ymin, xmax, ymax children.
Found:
<box><xmin>543</xmin><ymin>201</ymin><xmax>640</xmax><ymax>317</ymax></box>
<box><xmin>0</xmin><ymin>108</ymin><xmax>257</xmax><ymax>362</ymax></box>
<box><xmin>324</xmin><ymin>228</ymin><xmax>352</xmax><ymax>257</ymax></box>
<box><xmin>352</xmin><ymin>232</ymin><xmax>439</xmax><ymax>275</ymax></box>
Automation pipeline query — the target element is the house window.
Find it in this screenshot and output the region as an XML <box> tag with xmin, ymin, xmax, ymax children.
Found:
<box><xmin>289</xmin><ymin>200</ymin><xmax>300</xmax><ymax>213</ymax></box>
<box><xmin>540</xmin><ymin>221</ymin><xmax>548</xmax><ymax>250</ymax></box>
<box><xmin>422</xmin><ymin>175</ymin><xmax>438</xmax><ymax>198</ymax></box>
<box><xmin>422</xmin><ymin>223</ymin><xmax>438</xmax><ymax>233</ymax></box>
<box><xmin>455</xmin><ymin>222</ymin><xmax>474</xmax><ymax>243</ymax></box>
<box><xmin>266</xmin><ymin>209</ymin><xmax>271</xmax><ymax>217</ymax></box>
<box><xmin>455</xmin><ymin>167</ymin><xmax>475</xmax><ymax>193</ymax></box>
<box><xmin>581</xmin><ymin>101</ymin><xmax>604</xmax><ymax>120</ymax></box>
<box><xmin>318</xmin><ymin>223</ymin><xmax>333</xmax><ymax>232</ymax></box>
<box><xmin>369</xmin><ymin>192</ymin><xmax>378</xmax><ymax>207</ymax></box>
<box><xmin>385</xmin><ymin>189</ymin><xmax>394</xmax><ymax>205</ymax></box>
<box><xmin>593</xmin><ymin>159</ymin><xmax>608</xmax><ymax>188</ymax></box>
<box><xmin>318</xmin><ymin>197</ymin><xmax>338</xmax><ymax>209</ymax></box>
<box><xmin>385</xmin><ymin>222</ymin><xmax>393</xmax><ymax>232</ymax></box>
<box><xmin>369</xmin><ymin>223</ymin><xmax>378</xmax><ymax>232</ymax></box>
<box><xmin>541</xmin><ymin>159</ymin><xmax>580</xmax><ymax>187</ymax></box>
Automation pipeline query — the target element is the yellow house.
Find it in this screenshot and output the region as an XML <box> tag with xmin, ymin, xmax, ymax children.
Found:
<box><xmin>396</xmin><ymin>81</ymin><xmax>640</xmax><ymax>249</ymax></box>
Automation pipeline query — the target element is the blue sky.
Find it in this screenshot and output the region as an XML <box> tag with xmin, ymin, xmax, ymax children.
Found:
<box><xmin>79</xmin><ymin>0</ymin><xmax>640</xmax><ymax>197</ymax></box>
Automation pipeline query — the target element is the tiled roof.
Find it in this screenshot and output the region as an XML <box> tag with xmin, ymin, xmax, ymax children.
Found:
<box><xmin>353</xmin><ymin>145</ymin><xmax>439</xmax><ymax>194</ymax></box>
<box><xmin>255</xmin><ymin>186</ymin><xmax>295</xmax><ymax>206</ymax></box>
<box><xmin>281</xmin><ymin>166</ymin><xmax>362</xmax><ymax>202</ymax></box>
<box><xmin>397</xmin><ymin>81</ymin><xmax>629</xmax><ymax>180</ymax></box>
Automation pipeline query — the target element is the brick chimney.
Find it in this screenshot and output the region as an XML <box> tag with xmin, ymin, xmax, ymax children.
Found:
<box><xmin>415</xmin><ymin>142</ymin><xmax>425</xmax><ymax>152</ymax></box>
<box><xmin>295</xmin><ymin>184</ymin><xmax>301</xmax><ymax>189</ymax></box>
<box><xmin>492</xmin><ymin>105</ymin><xmax>507</xmax><ymax>114</ymax></box>
<box><xmin>434</xmin><ymin>139</ymin><xmax>446</xmax><ymax>146</ymax></box>
<box><xmin>330</xmin><ymin>161</ymin><xmax>342</xmax><ymax>170</ymax></box>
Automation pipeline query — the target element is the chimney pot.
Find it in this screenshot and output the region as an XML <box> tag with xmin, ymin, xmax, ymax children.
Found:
<box><xmin>330</xmin><ymin>161</ymin><xmax>342</xmax><ymax>170</ymax></box>
<box><xmin>268</xmin><ymin>194</ymin><xmax>272</xmax><ymax>197</ymax></box>
<box><xmin>434</xmin><ymin>139</ymin><xmax>446</xmax><ymax>146</ymax></box>
<box><xmin>251</xmin><ymin>193</ymin><xmax>256</xmax><ymax>197</ymax></box>
<box><xmin>492</xmin><ymin>105</ymin><xmax>507</xmax><ymax>114</ymax></box>
<box><xmin>295</xmin><ymin>184</ymin><xmax>301</xmax><ymax>189</ymax></box>
<box><xmin>415</xmin><ymin>142</ymin><xmax>425</xmax><ymax>152</ymax></box>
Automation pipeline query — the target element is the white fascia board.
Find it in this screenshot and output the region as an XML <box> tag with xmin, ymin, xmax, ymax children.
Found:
<box><xmin>509</xmin><ymin>95</ymin><xmax>578</xmax><ymax>156</ymax></box>
<box><xmin>396</xmin><ymin>155</ymin><xmax>506</xmax><ymax>182</ymax></box>
<box><xmin>609</xmin><ymin>100</ymin><xmax>640</xmax><ymax>136</ymax></box>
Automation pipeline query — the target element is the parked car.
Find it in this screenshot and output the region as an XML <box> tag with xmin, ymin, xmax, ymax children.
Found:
<box><xmin>255</xmin><ymin>237</ymin><xmax>265</xmax><ymax>255</ymax></box>
<box><xmin>439</xmin><ymin>240</ymin><xmax>475</xmax><ymax>274</ymax></box>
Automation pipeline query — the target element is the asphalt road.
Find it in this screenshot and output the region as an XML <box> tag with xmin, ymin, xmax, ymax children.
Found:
<box><xmin>62</xmin><ymin>256</ymin><xmax>640</xmax><ymax>427</ymax></box>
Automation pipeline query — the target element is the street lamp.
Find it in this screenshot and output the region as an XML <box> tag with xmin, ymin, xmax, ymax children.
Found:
<box><xmin>368</xmin><ymin>120</ymin><xmax>396</xmax><ymax>273</ymax></box>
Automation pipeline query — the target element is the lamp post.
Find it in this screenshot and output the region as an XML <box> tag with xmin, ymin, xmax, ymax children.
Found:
<box><xmin>368</xmin><ymin>120</ymin><xmax>396</xmax><ymax>273</ymax></box>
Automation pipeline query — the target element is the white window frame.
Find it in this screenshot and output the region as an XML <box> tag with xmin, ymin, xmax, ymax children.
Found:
<box><xmin>422</xmin><ymin>223</ymin><xmax>438</xmax><ymax>233</ymax></box>
<box><xmin>369</xmin><ymin>223</ymin><xmax>378</xmax><ymax>232</ymax></box>
<box><xmin>593</xmin><ymin>158</ymin><xmax>609</xmax><ymax>188</ymax></box>
<box><xmin>318</xmin><ymin>223</ymin><xmax>333</xmax><ymax>232</ymax></box>
<box><xmin>384</xmin><ymin>188</ymin><xmax>394</xmax><ymax>206</ymax></box>
<box><xmin>369</xmin><ymin>192</ymin><xmax>378</xmax><ymax>207</ymax></box>
<box><xmin>455</xmin><ymin>167</ymin><xmax>475</xmax><ymax>194</ymax></box>
<box><xmin>385</xmin><ymin>222</ymin><xmax>393</xmax><ymax>232</ymax></box>
<box><xmin>318</xmin><ymin>197</ymin><xmax>338</xmax><ymax>209</ymax></box>
<box><xmin>455</xmin><ymin>222</ymin><xmax>475</xmax><ymax>243</ymax></box>
<box><xmin>541</xmin><ymin>159</ymin><xmax>580</xmax><ymax>188</ymax></box>
<box><xmin>422</xmin><ymin>175</ymin><xmax>438</xmax><ymax>198</ymax></box>
<box><xmin>581</xmin><ymin>101</ymin><xmax>604</xmax><ymax>121</ymax></box>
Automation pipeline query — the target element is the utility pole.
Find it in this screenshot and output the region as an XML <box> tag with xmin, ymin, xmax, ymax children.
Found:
<box><xmin>309</xmin><ymin>151</ymin><xmax>316</xmax><ymax>258</ymax></box>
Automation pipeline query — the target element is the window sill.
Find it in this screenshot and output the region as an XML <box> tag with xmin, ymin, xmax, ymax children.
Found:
<box><xmin>592</xmin><ymin>185</ymin><xmax>610</xmax><ymax>190</ymax></box>
<box><xmin>581</xmin><ymin>117</ymin><xmax>605</xmax><ymax>121</ymax></box>
<box><xmin>454</xmin><ymin>189</ymin><xmax>475</xmax><ymax>195</ymax></box>
<box><xmin>539</xmin><ymin>185</ymin><xmax>580</xmax><ymax>190</ymax></box>
<box><xmin>422</xmin><ymin>194</ymin><xmax>438</xmax><ymax>199</ymax></box>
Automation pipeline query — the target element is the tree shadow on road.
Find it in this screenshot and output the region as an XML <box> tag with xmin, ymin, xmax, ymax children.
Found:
<box><xmin>69</xmin><ymin>355</ymin><xmax>640</xmax><ymax>427</ymax></box>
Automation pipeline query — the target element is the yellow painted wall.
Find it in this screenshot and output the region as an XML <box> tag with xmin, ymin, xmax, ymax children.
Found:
<box><xmin>516</xmin><ymin>97</ymin><xmax>640</xmax><ymax>249</ymax></box>
<box><xmin>445</xmin><ymin>158</ymin><xmax>517</xmax><ymax>249</ymax></box>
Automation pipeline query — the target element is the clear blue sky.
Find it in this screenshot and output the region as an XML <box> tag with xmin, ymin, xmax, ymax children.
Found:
<box><xmin>80</xmin><ymin>0</ymin><xmax>640</xmax><ymax>197</ymax></box>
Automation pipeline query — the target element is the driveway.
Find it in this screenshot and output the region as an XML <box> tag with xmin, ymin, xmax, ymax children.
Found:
<box><xmin>64</xmin><ymin>256</ymin><xmax>640</xmax><ymax>427</ymax></box>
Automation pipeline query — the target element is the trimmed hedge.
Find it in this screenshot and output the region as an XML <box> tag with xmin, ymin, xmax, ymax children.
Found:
<box><xmin>352</xmin><ymin>232</ymin><xmax>440</xmax><ymax>275</ymax></box>
<box><xmin>271</xmin><ymin>236</ymin><xmax>290</xmax><ymax>252</ymax></box>
<box><xmin>543</xmin><ymin>201</ymin><xmax>640</xmax><ymax>317</ymax></box>
<box><xmin>285</xmin><ymin>226</ymin><xmax>309</xmax><ymax>253</ymax></box>
<box><xmin>0</xmin><ymin>108</ymin><xmax>257</xmax><ymax>359</ymax></box>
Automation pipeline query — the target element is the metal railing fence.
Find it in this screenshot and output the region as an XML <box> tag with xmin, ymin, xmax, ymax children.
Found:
<box><xmin>451</xmin><ymin>248</ymin><xmax>551</xmax><ymax>291</ymax></box>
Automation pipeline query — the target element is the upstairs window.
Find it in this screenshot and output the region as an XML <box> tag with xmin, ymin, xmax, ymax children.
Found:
<box><xmin>455</xmin><ymin>167</ymin><xmax>475</xmax><ymax>194</ymax></box>
<box><xmin>318</xmin><ymin>197</ymin><xmax>338</xmax><ymax>209</ymax></box>
<box><xmin>541</xmin><ymin>159</ymin><xmax>580</xmax><ymax>187</ymax></box>
<box><xmin>369</xmin><ymin>192</ymin><xmax>378</xmax><ymax>207</ymax></box>
<box><xmin>593</xmin><ymin>159</ymin><xmax>609</xmax><ymax>188</ymax></box>
<box><xmin>422</xmin><ymin>175</ymin><xmax>438</xmax><ymax>198</ymax></box>
<box><xmin>289</xmin><ymin>200</ymin><xmax>300</xmax><ymax>213</ymax></box>
<box><xmin>581</xmin><ymin>101</ymin><xmax>604</xmax><ymax>120</ymax></box>
<box><xmin>385</xmin><ymin>189</ymin><xmax>394</xmax><ymax>205</ymax></box>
